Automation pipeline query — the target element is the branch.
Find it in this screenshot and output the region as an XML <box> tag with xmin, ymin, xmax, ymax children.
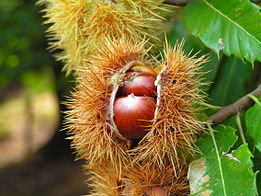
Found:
<box><xmin>163</xmin><ymin>0</ymin><xmax>192</xmax><ymax>6</ymax></box>
<box><xmin>208</xmin><ymin>84</ymin><xmax>261</xmax><ymax>125</ymax></box>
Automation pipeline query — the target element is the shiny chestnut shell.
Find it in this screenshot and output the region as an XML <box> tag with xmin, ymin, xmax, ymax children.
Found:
<box><xmin>113</xmin><ymin>95</ymin><xmax>156</xmax><ymax>139</ymax></box>
<box><xmin>118</xmin><ymin>73</ymin><xmax>157</xmax><ymax>97</ymax></box>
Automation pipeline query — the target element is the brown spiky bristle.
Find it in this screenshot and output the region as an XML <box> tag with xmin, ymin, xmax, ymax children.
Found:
<box><xmin>130</xmin><ymin>44</ymin><xmax>207</xmax><ymax>170</ymax></box>
<box><xmin>65</xmin><ymin>39</ymin><xmax>147</xmax><ymax>169</ymax></box>
<box><xmin>121</xmin><ymin>162</ymin><xmax>189</xmax><ymax>196</ymax></box>
<box><xmin>84</xmin><ymin>160</ymin><xmax>188</xmax><ymax>196</ymax></box>
<box><xmin>85</xmin><ymin>160</ymin><xmax>121</xmax><ymax>196</ymax></box>
<box><xmin>38</xmin><ymin>0</ymin><xmax>167</xmax><ymax>74</ymax></box>
<box><xmin>85</xmin><ymin>39</ymin><xmax>149</xmax><ymax>74</ymax></box>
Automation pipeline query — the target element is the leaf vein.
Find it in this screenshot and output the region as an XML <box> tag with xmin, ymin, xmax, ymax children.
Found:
<box><xmin>208</xmin><ymin>124</ymin><xmax>227</xmax><ymax>196</ymax></box>
<box><xmin>202</xmin><ymin>0</ymin><xmax>260</xmax><ymax>45</ymax></box>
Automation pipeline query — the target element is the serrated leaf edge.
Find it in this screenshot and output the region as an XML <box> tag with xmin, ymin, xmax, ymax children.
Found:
<box><xmin>202</xmin><ymin>0</ymin><xmax>260</xmax><ymax>46</ymax></box>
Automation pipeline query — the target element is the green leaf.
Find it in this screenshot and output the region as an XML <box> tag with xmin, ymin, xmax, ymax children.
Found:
<box><xmin>209</xmin><ymin>56</ymin><xmax>253</xmax><ymax>107</ymax></box>
<box><xmin>183</xmin><ymin>0</ymin><xmax>261</xmax><ymax>64</ymax></box>
<box><xmin>246</xmin><ymin>97</ymin><xmax>261</xmax><ymax>151</ymax></box>
<box><xmin>168</xmin><ymin>17</ymin><xmax>208</xmax><ymax>55</ymax></box>
<box><xmin>200</xmin><ymin>51</ymin><xmax>220</xmax><ymax>87</ymax></box>
<box><xmin>188</xmin><ymin>125</ymin><xmax>257</xmax><ymax>196</ymax></box>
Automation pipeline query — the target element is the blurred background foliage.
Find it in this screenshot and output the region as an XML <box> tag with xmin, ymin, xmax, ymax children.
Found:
<box><xmin>0</xmin><ymin>0</ymin><xmax>53</xmax><ymax>91</ymax></box>
<box><xmin>0</xmin><ymin>0</ymin><xmax>260</xmax><ymax>195</ymax></box>
<box><xmin>0</xmin><ymin>0</ymin><xmax>86</xmax><ymax>195</ymax></box>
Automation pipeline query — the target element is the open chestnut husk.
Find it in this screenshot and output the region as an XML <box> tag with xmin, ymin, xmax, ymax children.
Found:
<box><xmin>110</xmin><ymin>62</ymin><xmax>158</xmax><ymax>140</ymax></box>
<box><xmin>66</xmin><ymin>41</ymin><xmax>207</xmax><ymax>195</ymax></box>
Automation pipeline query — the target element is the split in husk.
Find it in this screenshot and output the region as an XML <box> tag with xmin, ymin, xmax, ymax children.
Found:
<box><xmin>65</xmin><ymin>39</ymin><xmax>151</xmax><ymax>171</ymax></box>
<box><xmin>129</xmin><ymin>43</ymin><xmax>208</xmax><ymax>170</ymax></box>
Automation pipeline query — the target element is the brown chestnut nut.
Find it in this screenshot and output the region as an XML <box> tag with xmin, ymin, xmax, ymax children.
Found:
<box><xmin>118</xmin><ymin>73</ymin><xmax>157</xmax><ymax>97</ymax></box>
<box><xmin>113</xmin><ymin>94</ymin><xmax>156</xmax><ymax>139</ymax></box>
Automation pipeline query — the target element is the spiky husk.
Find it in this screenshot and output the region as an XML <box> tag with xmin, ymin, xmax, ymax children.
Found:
<box><xmin>85</xmin><ymin>160</ymin><xmax>189</xmax><ymax>196</ymax></box>
<box><xmin>65</xmin><ymin>39</ymin><xmax>149</xmax><ymax>170</ymax></box>
<box><xmin>66</xmin><ymin>40</ymin><xmax>207</xmax><ymax>173</ymax></box>
<box><xmin>66</xmin><ymin>40</ymin><xmax>206</xmax><ymax>195</ymax></box>
<box><xmin>85</xmin><ymin>159</ymin><xmax>121</xmax><ymax>196</ymax></box>
<box><xmin>37</xmin><ymin>0</ymin><xmax>167</xmax><ymax>74</ymax></box>
<box><xmin>121</xmin><ymin>162</ymin><xmax>189</xmax><ymax>196</ymax></box>
<box><xmin>130</xmin><ymin>44</ymin><xmax>207</xmax><ymax>169</ymax></box>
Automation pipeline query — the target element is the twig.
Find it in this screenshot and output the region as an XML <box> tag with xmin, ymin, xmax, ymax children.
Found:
<box><xmin>201</xmin><ymin>102</ymin><xmax>221</xmax><ymax>110</ymax></box>
<box><xmin>163</xmin><ymin>0</ymin><xmax>192</xmax><ymax>6</ymax></box>
<box><xmin>247</xmin><ymin>94</ymin><xmax>261</xmax><ymax>106</ymax></box>
<box><xmin>208</xmin><ymin>84</ymin><xmax>261</xmax><ymax>125</ymax></box>
<box><xmin>236</xmin><ymin>113</ymin><xmax>247</xmax><ymax>145</ymax></box>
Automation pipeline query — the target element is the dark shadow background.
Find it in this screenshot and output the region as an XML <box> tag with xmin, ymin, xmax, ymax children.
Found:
<box><xmin>0</xmin><ymin>0</ymin><xmax>87</xmax><ymax>195</ymax></box>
